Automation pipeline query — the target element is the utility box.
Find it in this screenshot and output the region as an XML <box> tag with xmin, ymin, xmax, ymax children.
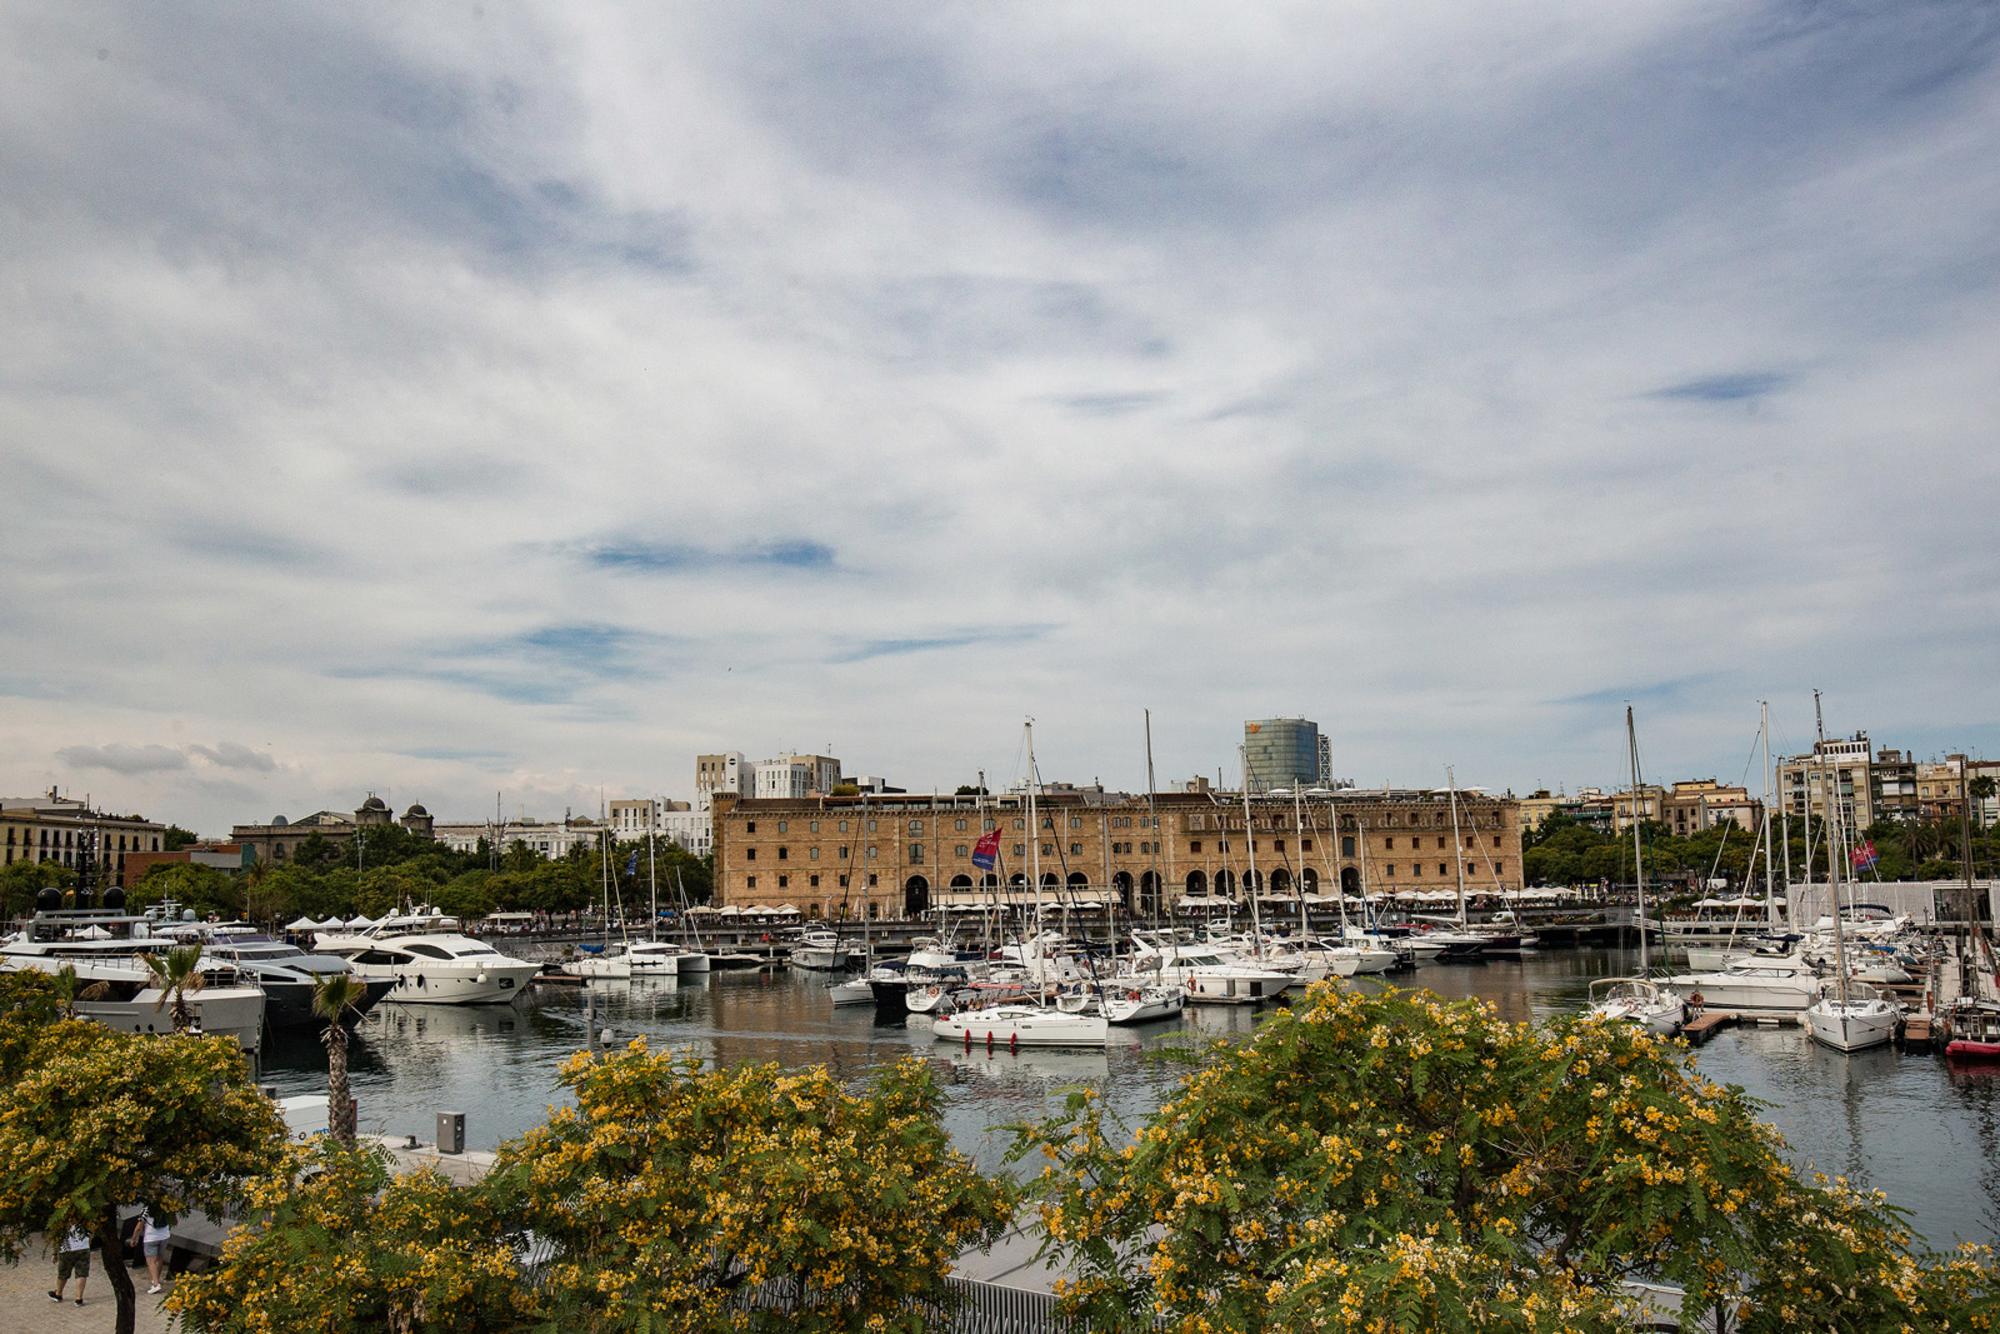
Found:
<box><xmin>437</xmin><ymin>1111</ymin><xmax>465</xmax><ymax>1155</ymax></box>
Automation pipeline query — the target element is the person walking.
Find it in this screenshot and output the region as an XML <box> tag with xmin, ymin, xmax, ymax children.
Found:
<box><xmin>129</xmin><ymin>1211</ymin><xmax>170</xmax><ymax>1294</ymax></box>
<box><xmin>49</xmin><ymin>1227</ymin><xmax>89</xmax><ymax>1306</ymax></box>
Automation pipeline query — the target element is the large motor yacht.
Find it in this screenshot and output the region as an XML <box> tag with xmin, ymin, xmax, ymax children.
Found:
<box><xmin>0</xmin><ymin>890</ymin><xmax>267</xmax><ymax>1050</ymax></box>
<box><xmin>163</xmin><ymin>923</ymin><xmax>392</xmax><ymax>1029</ymax></box>
<box><xmin>313</xmin><ymin>911</ymin><xmax>539</xmax><ymax>1005</ymax></box>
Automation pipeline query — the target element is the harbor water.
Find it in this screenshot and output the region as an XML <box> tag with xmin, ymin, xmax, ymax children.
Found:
<box><xmin>259</xmin><ymin>945</ymin><xmax>2000</xmax><ymax>1249</ymax></box>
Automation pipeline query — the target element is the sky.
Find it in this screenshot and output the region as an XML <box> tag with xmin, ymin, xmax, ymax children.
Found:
<box><xmin>2</xmin><ymin>2</ymin><xmax>1997</xmax><ymax>836</ymax></box>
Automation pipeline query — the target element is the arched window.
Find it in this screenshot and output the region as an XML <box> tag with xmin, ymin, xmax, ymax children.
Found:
<box><xmin>1184</xmin><ymin>870</ymin><xmax>1207</xmax><ymax>896</ymax></box>
<box><xmin>1214</xmin><ymin>869</ymin><xmax>1236</xmax><ymax>897</ymax></box>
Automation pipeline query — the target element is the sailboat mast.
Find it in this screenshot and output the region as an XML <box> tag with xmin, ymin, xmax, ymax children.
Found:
<box><xmin>1144</xmin><ymin>709</ymin><xmax>1160</xmax><ymax>930</ymax></box>
<box><xmin>1761</xmin><ymin>702</ymin><xmax>1777</xmax><ymax>930</ymax></box>
<box><xmin>1293</xmin><ymin>785</ymin><xmax>1311</xmax><ymax>939</ymax></box>
<box><xmin>1825</xmin><ymin>752</ymin><xmax>1850</xmax><ymax>1007</ymax></box>
<box><xmin>1027</xmin><ymin>721</ymin><xmax>1043</xmax><ymax>978</ymax></box>
<box><xmin>1447</xmin><ymin>766</ymin><xmax>1468</xmax><ymax>929</ymax></box>
<box><xmin>1240</xmin><ymin>746</ymin><xmax>1266</xmax><ymax>956</ymax></box>
<box><xmin>647</xmin><ymin>800</ymin><xmax>659</xmax><ymax>943</ymax></box>
<box><xmin>1627</xmin><ymin>706</ymin><xmax>1648</xmax><ymax>973</ymax></box>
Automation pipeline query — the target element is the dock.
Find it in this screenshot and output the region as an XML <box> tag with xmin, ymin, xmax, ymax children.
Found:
<box><xmin>1679</xmin><ymin>1010</ymin><xmax>1738</xmax><ymax>1044</ymax></box>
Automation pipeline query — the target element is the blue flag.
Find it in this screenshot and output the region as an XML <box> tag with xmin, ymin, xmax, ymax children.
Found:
<box><xmin>625</xmin><ymin>851</ymin><xmax>638</xmax><ymax>877</ymax></box>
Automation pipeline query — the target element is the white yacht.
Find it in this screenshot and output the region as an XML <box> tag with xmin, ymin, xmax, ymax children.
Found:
<box><xmin>314</xmin><ymin>913</ymin><xmax>538</xmax><ymax>1005</ymax></box>
<box><xmin>162</xmin><ymin>923</ymin><xmax>391</xmax><ymax>1030</ymax></box>
<box><xmin>1804</xmin><ymin>983</ymin><xmax>1901</xmax><ymax>1053</ymax></box>
<box><xmin>1663</xmin><ymin>956</ymin><xmax>1822</xmax><ymax>1014</ymax></box>
<box><xmin>827</xmin><ymin>977</ymin><xmax>874</xmax><ymax>1006</ymax></box>
<box><xmin>1</xmin><ymin>893</ymin><xmax>266</xmax><ymax>1050</ymax></box>
<box><xmin>1586</xmin><ymin>978</ymin><xmax>1685</xmax><ymax>1035</ymax></box>
<box><xmin>1132</xmin><ymin>937</ymin><xmax>1291</xmax><ymax>1005</ymax></box>
<box><xmin>933</xmin><ymin>1001</ymin><xmax>1110</xmax><ymax>1048</ymax></box>
<box><xmin>789</xmin><ymin>928</ymin><xmax>851</xmax><ymax>971</ymax></box>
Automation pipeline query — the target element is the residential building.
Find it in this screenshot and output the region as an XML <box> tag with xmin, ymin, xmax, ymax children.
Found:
<box><xmin>1242</xmin><ymin>718</ymin><xmax>1329</xmax><ymax>793</ymax></box>
<box><xmin>1873</xmin><ymin>749</ymin><xmax>1920</xmax><ymax>822</ymax></box>
<box><xmin>607</xmin><ymin>797</ymin><xmax>712</xmax><ymax>857</ymax></box>
<box><xmin>1608</xmin><ymin>785</ymin><xmax>1666</xmax><ymax>833</ymax></box>
<box><xmin>709</xmin><ymin>785</ymin><xmax>1521</xmax><ymax>919</ymax></box>
<box><xmin>232</xmin><ymin>795</ymin><xmax>433</xmax><ymax>865</ymax></box>
<box><xmin>1662</xmin><ymin>780</ymin><xmax>1761</xmax><ymax>836</ymax></box>
<box><xmin>754</xmin><ymin>759</ymin><xmax>813</xmax><ymax>800</ymax></box>
<box><xmin>1517</xmin><ymin>790</ymin><xmax>1578</xmax><ymax>833</ymax></box>
<box><xmin>1</xmin><ymin>789</ymin><xmax>168</xmax><ymax>888</ymax></box>
<box><xmin>433</xmin><ymin>814</ymin><xmax>603</xmax><ymax>860</ymax></box>
<box><xmin>1779</xmin><ymin>734</ymin><xmax>1875</xmax><ymax>832</ymax></box>
<box><xmin>1917</xmin><ymin>757</ymin><xmax>1967</xmax><ymax>823</ymax></box>
<box><xmin>695</xmin><ymin>753</ymin><xmax>750</xmax><ymax>808</ymax></box>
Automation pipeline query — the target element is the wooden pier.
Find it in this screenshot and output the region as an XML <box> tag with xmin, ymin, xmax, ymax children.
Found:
<box><xmin>1679</xmin><ymin>1010</ymin><xmax>1737</xmax><ymax>1044</ymax></box>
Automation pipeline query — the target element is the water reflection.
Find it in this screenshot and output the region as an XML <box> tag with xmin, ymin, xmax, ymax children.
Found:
<box><xmin>257</xmin><ymin>949</ymin><xmax>1999</xmax><ymax>1246</ymax></box>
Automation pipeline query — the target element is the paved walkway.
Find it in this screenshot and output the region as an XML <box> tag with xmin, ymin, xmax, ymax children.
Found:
<box><xmin>0</xmin><ymin>1237</ymin><xmax>173</xmax><ymax>1332</ymax></box>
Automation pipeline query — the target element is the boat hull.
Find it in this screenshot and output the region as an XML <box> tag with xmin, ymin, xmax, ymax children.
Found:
<box><xmin>1805</xmin><ymin>1003</ymin><xmax>1898</xmax><ymax>1053</ymax></box>
<box><xmin>355</xmin><ymin>959</ymin><xmax>540</xmax><ymax>1005</ymax></box>
<box><xmin>932</xmin><ymin>1008</ymin><xmax>1109</xmax><ymax>1048</ymax></box>
<box><xmin>79</xmin><ymin>985</ymin><xmax>267</xmax><ymax>1053</ymax></box>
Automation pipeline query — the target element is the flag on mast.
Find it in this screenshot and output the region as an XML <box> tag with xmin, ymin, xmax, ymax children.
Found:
<box><xmin>971</xmin><ymin>826</ymin><xmax>1002</xmax><ymax>871</ymax></box>
<box><xmin>1849</xmin><ymin>840</ymin><xmax>1878</xmax><ymax>872</ymax></box>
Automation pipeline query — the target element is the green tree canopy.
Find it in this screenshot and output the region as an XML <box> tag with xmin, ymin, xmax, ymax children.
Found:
<box><xmin>168</xmin><ymin>1141</ymin><xmax>524</xmax><ymax>1334</ymax></box>
<box><xmin>1012</xmin><ymin>985</ymin><xmax>2000</xmax><ymax>1332</ymax></box>
<box><xmin>0</xmin><ymin>1019</ymin><xmax>285</xmax><ymax>1334</ymax></box>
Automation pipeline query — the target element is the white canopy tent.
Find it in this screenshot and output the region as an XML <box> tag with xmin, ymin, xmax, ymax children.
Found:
<box><xmin>284</xmin><ymin>916</ymin><xmax>318</xmax><ymax>931</ymax></box>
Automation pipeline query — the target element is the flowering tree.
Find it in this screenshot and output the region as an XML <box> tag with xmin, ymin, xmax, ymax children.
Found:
<box><xmin>175</xmin><ymin>1042</ymin><xmax>1011</xmax><ymax>1333</ymax></box>
<box><xmin>168</xmin><ymin>1140</ymin><xmax>525</xmax><ymax>1334</ymax></box>
<box><xmin>0</xmin><ymin>1019</ymin><xmax>284</xmax><ymax>1334</ymax></box>
<box><xmin>491</xmin><ymin>1043</ymin><xmax>1014</xmax><ymax>1331</ymax></box>
<box><xmin>1013</xmin><ymin>985</ymin><xmax>2000</xmax><ymax>1332</ymax></box>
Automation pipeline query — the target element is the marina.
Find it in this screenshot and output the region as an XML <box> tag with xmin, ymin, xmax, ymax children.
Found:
<box><xmin>253</xmin><ymin>942</ymin><xmax>2000</xmax><ymax>1250</ymax></box>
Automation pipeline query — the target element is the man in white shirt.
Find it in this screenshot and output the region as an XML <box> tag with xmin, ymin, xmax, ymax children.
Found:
<box><xmin>49</xmin><ymin>1227</ymin><xmax>89</xmax><ymax>1306</ymax></box>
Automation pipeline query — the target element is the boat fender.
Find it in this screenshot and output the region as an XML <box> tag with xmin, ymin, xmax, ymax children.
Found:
<box><xmin>477</xmin><ymin>972</ymin><xmax>489</xmax><ymax>984</ymax></box>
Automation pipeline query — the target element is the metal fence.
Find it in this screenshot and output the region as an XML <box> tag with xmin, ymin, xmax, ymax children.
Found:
<box><xmin>736</xmin><ymin>1276</ymin><xmax>1082</xmax><ymax>1332</ymax></box>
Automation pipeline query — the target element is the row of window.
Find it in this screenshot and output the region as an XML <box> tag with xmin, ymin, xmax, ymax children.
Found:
<box><xmin>744</xmin><ymin>873</ymin><xmax>882</xmax><ymax>891</ymax></box>
<box><xmin>2</xmin><ymin>826</ymin><xmax>158</xmax><ymax>851</ymax></box>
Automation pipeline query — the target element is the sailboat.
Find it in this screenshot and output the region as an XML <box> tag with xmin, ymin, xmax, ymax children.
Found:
<box><xmin>1804</xmin><ymin>743</ymin><xmax>1900</xmax><ymax>1052</ymax></box>
<box><xmin>1587</xmin><ymin>707</ymin><xmax>1686</xmax><ymax>1035</ymax></box>
<box><xmin>933</xmin><ymin>722</ymin><xmax>1109</xmax><ymax>1048</ymax></box>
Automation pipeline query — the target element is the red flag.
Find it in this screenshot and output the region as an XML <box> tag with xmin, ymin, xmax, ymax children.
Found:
<box><xmin>971</xmin><ymin>827</ymin><xmax>1001</xmax><ymax>871</ymax></box>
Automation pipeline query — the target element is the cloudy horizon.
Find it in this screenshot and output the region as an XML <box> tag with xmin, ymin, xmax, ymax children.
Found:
<box><xmin>4</xmin><ymin>2</ymin><xmax>1997</xmax><ymax>835</ymax></box>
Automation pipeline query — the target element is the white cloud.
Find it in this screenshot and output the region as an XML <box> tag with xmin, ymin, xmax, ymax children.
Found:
<box><xmin>3</xmin><ymin>2</ymin><xmax>1998</xmax><ymax>832</ymax></box>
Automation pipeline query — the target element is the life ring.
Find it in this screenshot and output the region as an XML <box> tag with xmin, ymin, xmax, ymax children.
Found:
<box><xmin>1687</xmin><ymin>991</ymin><xmax>1705</xmax><ymax>1011</ymax></box>
<box><xmin>1127</xmin><ymin>989</ymin><xmax>1143</xmax><ymax>1002</ymax></box>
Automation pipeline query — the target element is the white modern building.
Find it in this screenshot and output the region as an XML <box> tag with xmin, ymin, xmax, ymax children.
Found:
<box><xmin>434</xmin><ymin>816</ymin><xmax>604</xmax><ymax>860</ymax></box>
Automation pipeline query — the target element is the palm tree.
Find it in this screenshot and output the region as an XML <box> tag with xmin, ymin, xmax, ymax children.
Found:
<box><xmin>51</xmin><ymin>963</ymin><xmax>107</xmax><ymax>1019</ymax></box>
<box><xmin>312</xmin><ymin>973</ymin><xmax>370</xmax><ymax>1145</ymax></box>
<box><xmin>142</xmin><ymin>944</ymin><xmax>206</xmax><ymax>1033</ymax></box>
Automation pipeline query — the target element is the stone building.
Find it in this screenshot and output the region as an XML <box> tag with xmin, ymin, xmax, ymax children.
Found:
<box><xmin>1</xmin><ymin>789</ymin><xmax>168</xmax><ymax>886</ymax></box>
<box><xmin>232</xmin><ymin>794</ymin><xmax>434</xmax><ymax>865</ymax></box>
<box><xmin>710</xmin><ymin>786</ymin><xmax>1521</xmax><ymax>919</ymax></box>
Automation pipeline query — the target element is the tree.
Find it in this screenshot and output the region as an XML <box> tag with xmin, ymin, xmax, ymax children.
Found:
<box><xmin>1012</xmin><ymin>985</ymin><xmax>2000</xmax><ymax>1331</ymax></box>
<box><xmin>0</xmin><ymin>1021</ymin><xmax>285</xmax><ymax>1334</ymax></box>
<box><xmin>174</xmin><ymin>1043</ymin><xmax>1013</xmax><ymax>1333</ymax></box>
<box><xmin>0</xmin><ymin>857</ymin><xmax>73</xmax><ymax>919</ymax></box>
<box><xmin>163</xmin><ymin>824</ymin><xmax>202</xmax><ymax>852</ymax></box>
<box><xmin>143</xmin><ymin>942</ymin><xmax>207</xmax><ymax>1032</ymax></box>
<box><xmin>493</xmin><ymin>1043</ymin><xmax>1012</xmax><ymax>1331</ymax></box>
<box><xmin>130</xmin><ymin>861</ymin><xmax>243</xmax><ymax>918</ymax></box>
<box><xmin>167</xmin><ymin>1140</ymin><xmax>526</xmax><ymax>1334</ymax></box>
<box><xmin>51</xmin><ymin>962</ymin><xmax>108</xmax><ymax>1020</ymax></box>
<box><xmin>291</xmin><ymin>831</ymin><xmax>346</xmax><ymax>870</ymax></box>
<box><xmin>312</xmin><ymin>973</ymin><xmax>371</xmax><ymax>1145</ymax></box>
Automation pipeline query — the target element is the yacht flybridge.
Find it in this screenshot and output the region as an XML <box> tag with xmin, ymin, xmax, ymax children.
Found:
<box><xmin>1</xmin><ymin>890</ymin><xmax>267</xmax><ymax>1050</ymax></box>
<box><xmin>313</xmin><ymin>910</ymin><xmax>539</xmax><ymax>1005</ymax></box>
